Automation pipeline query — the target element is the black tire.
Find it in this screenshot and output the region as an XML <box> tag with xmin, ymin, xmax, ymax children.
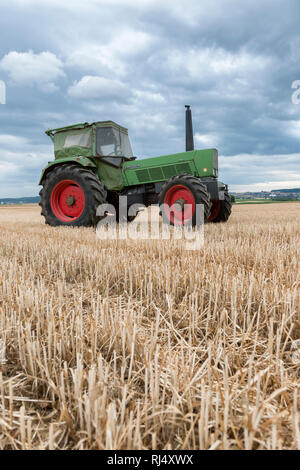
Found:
<box><xmin>39</xmin><ymin>164</ymin><xmax>107</xmax><ymax>227</ymax></box>
<box><xmin>211</xmin><ymin>190</ymin><xmax>232</xmax><ymax>223</ymax></box>
<box><xmin>158</xmin><ymin>174</ymin><xmax>211</xmax><ymax>226</ymax></box>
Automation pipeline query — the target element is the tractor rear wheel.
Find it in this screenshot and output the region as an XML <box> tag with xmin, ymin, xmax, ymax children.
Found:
<box><xmin>158</xmin><ymin>174</ymin><xmax>211</xmax><ymax>226</ymax></box>
<box><xmin>39</xmin><ymin>164</ymin><xmax>107</xmax><ymax>227</ymax></box>
<box><xmin>210</xmin><ymin>190</ymin><xmax>232</xmax><ymax>223</ymax></box>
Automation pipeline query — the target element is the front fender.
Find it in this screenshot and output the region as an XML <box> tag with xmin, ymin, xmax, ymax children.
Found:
<box><xmin>39</xmin><ymin>156</ymin><xmax>97</xmax><ymax>185</ymax></box>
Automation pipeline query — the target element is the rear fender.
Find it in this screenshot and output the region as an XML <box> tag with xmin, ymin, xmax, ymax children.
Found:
<box><xmin>39</xmin><ymin>156</ymin><xmax>97</xmax><ymax>185</ymax></box>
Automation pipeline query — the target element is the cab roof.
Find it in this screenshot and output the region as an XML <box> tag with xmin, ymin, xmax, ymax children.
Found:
<box><xmin>45</xmin><ymin>120</ymin><xmax>128</xmax><ymax>140</ymax></box>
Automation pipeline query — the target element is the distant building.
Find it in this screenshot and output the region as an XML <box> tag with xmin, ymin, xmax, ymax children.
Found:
<box><xmin>230</xmin><ymin>188</ymin><xmax>300</xmax><ymax>200</ymax></box>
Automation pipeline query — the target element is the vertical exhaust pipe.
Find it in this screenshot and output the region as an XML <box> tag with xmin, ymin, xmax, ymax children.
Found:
<box><xmin>185</xmin><ymin>105</ymin><xmax>194</xmax><ymax>152</ymax></box>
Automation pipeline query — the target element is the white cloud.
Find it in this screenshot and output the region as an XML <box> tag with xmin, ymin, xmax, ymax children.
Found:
<box><xmin>0</xmin><ymin>135</ymin><xmax>29</xmax><ymax>147</ymax></box>
<box><xmin>128</xmin><ymin>111</ymin><xmax>177</xmax><ymax>135</ymax></box>
<box><xmin>219</xmin><ymin>153</ymin><xmax>300</xmax><ymax>191</ymax></box>
<box><xmin>166</xmin><ymin>47</ymin><xmax>271</xmax><ymax>84</ymax></box>
<box><xmin>0</xmin><ymin>161</ymin><xmax>19</xmax><ymax>177</ymax></box>
<box><xmin>133</xmin><ymin>90</ymin><xmax>165</xmax><ymax>104</ymax></box>
<box><xmin>0</xmin><ymin>135</ymin><xmax>51</xmax><ymax>198</ymax></box>
<box><xmin>194</xmin><ymin>132</ymin><xmax>219</xmax><ymax>148</ymax></box>
<box><xmin>9</xmin><ymin>0</ymin><xmax>180</xmax><ymax>13</ymax></box>
<box><xmin>66</xmin><ymin>45</ymin><xmax>126</xmax><ymax>78</ymax></box>
<box><xmin>285</xmin><ymin>120</ymin><xmax>300</xmax><ymax>139</ymax></box>
<box><xmin>109</xmin><ymin>29</ymin><xmax>152</xmax><ymax>57</ymax></box>
<box><xmin>220</xmin><ymin>153</ymin><xmax>300</xmax><ymax>169</ymax></box>
<box><xmin>65</xmin><ymin>29</ymin><xmax>153</xmax><ymax>78</ymax></box>
<box><xmin>0</xmin><ymin>50</ymin><xmax>65</xmax><ymax>92</ymax></box>
<box><xmin>68</xmin><ymin>75</ymin><xmax>128</xmax><ymax>100</ymax></box>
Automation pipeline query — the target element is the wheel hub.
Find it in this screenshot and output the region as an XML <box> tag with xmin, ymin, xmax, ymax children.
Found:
<box><xmin>174</xmin><ymin>198</ymin><xmax>187</xmax><ymax>210</ymax></box>
<box><xmin>66</xmin><ymin>196</ymin><xmax>76</xmax><ymax>207</ymax></box>
<box><xmin>164</xmin><ymin>185</ymin><xmax>195</xmax><ymax>225</ymax></box>
<box><xmin>50</xmin><ymin>180</ymin><xmax>85</xmax><ymax>222</ymax></box>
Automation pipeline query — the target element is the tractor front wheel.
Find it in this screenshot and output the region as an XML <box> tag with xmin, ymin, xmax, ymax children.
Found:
<box><xmin>39</xmin><ymin>164</ymin><xmax>107</xmax><ymax>227</ymax></box>
<box><xmin>158</xmin><ymin>174</ymin><xmax>211</xmax><ymax>226</ymax></box>
<box><xmin>210</xmin><ymin>190</ymin><xmax>232</xmax><ymax>223</ymax></box>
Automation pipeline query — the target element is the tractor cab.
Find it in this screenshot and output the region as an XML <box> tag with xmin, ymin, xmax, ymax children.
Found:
<box><xmin>45</xmin><ymin>121</ymin><xmax>135</xmax><ymax>166</ymax></box>
<box><xmin>95</xmin><ymin>122</ymin><xmax>135</xmax><ymax>167</ymax></box>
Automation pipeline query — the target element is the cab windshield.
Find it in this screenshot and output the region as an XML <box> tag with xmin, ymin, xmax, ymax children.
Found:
<box><xmin>96</xmin><ymin>127</ymin><xmax>133</xmax><ymax>159</ymax></box>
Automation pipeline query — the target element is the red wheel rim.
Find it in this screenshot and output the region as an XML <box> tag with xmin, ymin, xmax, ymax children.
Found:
<box><xmin>208</xmin><ymin>200</ymin><xmax>220</xmax><ymax>222</ymax></box>
<box><xmin>50</xmin><ymin>180</ymin><xmax>85</xmax><ymax>222</ymax></box>
<box><xmin>164</xmin><ymin>184</ymin><xmax>195</xmax><ymax>225</ymax></box>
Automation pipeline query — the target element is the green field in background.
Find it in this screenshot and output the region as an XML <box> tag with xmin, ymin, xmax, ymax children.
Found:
<box><xmin>234</xmin><ymin>199</ymin><xmax>300</xmax><ymax>205</ymax></box>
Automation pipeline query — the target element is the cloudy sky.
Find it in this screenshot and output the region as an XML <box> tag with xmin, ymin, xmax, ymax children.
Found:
<box><xmin>1</xmin><ymin>0</ymin><xmax>300</xmax><ymax>197</ymax></box>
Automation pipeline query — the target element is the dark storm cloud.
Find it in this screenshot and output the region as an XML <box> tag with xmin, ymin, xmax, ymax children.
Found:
<box><xmin>0</xmin><ymin>0</ymin><xmax>300</xmax><ymax>196</ymax></box>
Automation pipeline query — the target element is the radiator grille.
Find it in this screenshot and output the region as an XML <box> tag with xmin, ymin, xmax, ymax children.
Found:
<box><xmin>149</xmin><ymin>167</ymin><xmax>164</xmax><ymax>180</ymax></box>
<box><xmin>136</xmin><ymin>169</ymin><xmax>150</xmax><ymax>182</ymax></box>
<box><xmin>135</xmin><ymin>162</ymin><xmax>193</xmax><ymax>184</ymax></box>
<box><xmin>175</xmin><ymin>162</ymin><xmax>191</xmax><ymax>174</ymax></box>
<box><xmin>162</xmin><ymin>165</ymin><xmax>176</xmax><ymax>179</ymax></box>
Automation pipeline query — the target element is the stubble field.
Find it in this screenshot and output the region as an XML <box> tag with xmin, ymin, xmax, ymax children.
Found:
<box><xmin>0</xmin><ymin>203</ymin><xmax>299</xmax><ymax>450</ymax></box>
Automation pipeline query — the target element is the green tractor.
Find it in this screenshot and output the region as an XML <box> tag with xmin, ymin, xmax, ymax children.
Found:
<box><xmin>39</xmin><ymin>106</ymin><xmax>232</xmax><ymax>226</ymax></box>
